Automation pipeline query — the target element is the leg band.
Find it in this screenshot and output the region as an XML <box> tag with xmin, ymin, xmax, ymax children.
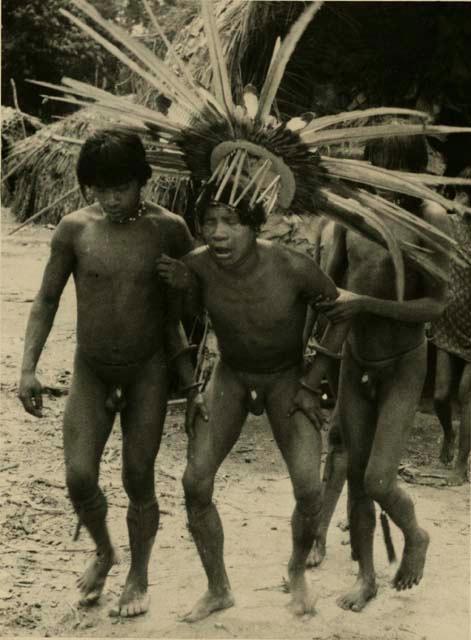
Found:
<box><xmin>72</xmin><ymin>489</ymin><xmax>108</xmax><ymax>541</ymax></box>
<box><xmin>127</xmin><ymin>500</ymin><xmax>160</xmax><ymax>542</ymax></box>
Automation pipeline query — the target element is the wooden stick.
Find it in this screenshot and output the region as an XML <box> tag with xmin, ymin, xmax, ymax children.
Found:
<box><xmin>233</xmin><ymin>159</ymin><xmax>270</xmax><ymax>206</ymax></box>
<box><xmin>229</xmin><ymin>150</ymin><xmax>247</xmax><ymax>205</ymax></box>
<box><xmin>249</xmin><ymin>160</ymin><xmax>271</xmax><ymax>206</ymax></box>
<box><xmin>7</xmin><ymin>187</ymin><xmax>80</xmax><ymax>236</ymax></box>
<box><xmin>0</xmin><ymin>463</ymin><xmax>19</xmax><ymax>473</ymax></box>
<box><xmin>10</xmin><ymin>78</ymin><xmax>27</xmax><ymax>138</ymax></box>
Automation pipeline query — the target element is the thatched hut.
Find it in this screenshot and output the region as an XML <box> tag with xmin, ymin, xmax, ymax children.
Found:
<box><xmin>1</xmin><ymin>106</ymin><xmax>43</xmax><ymax>205</ymax></box>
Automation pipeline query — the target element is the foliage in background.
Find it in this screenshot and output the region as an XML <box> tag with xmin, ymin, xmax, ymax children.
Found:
<box><xmin>2</xmin><ymin>0</ymin><xmax>124</xmax><ymax>120</ymax></box>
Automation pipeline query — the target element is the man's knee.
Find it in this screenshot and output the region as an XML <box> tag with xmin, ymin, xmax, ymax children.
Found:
<box><xmin>65</xmin><ymin>464</ymin><xmax>98</xmax><ymax>503</ymax></box>
<box><xmin>364</xmin><ymin>466</ymin><xmax>395</xmax><ymax>502</ymax></box>
<box><xmin>182</xmin><ymin>464</ymin><xmax>214</xmax><ymax>510</ymax></box>
<box><xmin>122</xmin><ymin>460</ymin><xmax>155</xmax><ymax>503</ymax></box>
<box><xmin>293</xmin><ymin>479</ymin><xmax>322</xmax><ymax>515</ymax></box>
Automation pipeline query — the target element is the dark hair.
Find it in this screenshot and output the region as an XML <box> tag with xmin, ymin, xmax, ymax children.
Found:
<box><xmin>364</xmin><ymin>133</ymin><xmax>428</xmax><ymax>174</ymax></box>
<box><xmin>195</xmin><ymin>181</ymin><xmax>267</xmax><ymax>232</ymax></box>
<box><xmin>76</xmin><ymin>129</ymin><xmax>152</xmax><ymax>189</ymax></box>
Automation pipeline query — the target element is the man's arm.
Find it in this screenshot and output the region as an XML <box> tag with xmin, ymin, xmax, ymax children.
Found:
<box><xmin>317</xmin><ymin>206</ymin><xmax>450</xmax><ymax>325</ymax></box>
<box><xmin>291</xmin><ymin>236</ymin><xmax>351</xmax><ymax>427</ymax></box>
<box><xmin>19</xmin><ymin>218</ymin><xmax>76</xmax><ymax>416</ymax></box>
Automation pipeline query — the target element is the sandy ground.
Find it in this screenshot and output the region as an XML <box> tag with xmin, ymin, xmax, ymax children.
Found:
<box><xmin>1</xmin><ymin>211</ymin><xmax>470</xmax><ymax>640</ymax></box>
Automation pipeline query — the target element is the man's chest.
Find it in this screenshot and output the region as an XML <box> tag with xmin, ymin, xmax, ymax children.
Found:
<box><xmin>76</xmin><ymin>228</ymin><xmax>162</xmax><ymax>281</ymax></box>
<box><xmin>203</xmin><ymin>273</ymin><xmax>300</xmax><ymax>329</ymax></box>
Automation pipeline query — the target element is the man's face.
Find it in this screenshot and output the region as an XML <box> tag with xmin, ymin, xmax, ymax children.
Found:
<box><xmin>91</xmin><ymin>179</ymin><xmax>141</xmax><ymax>223</ymax></box>
<box><xmin>201</xmin><ymin>205</ymin><xmax>256</xmax><ymax>268</ymax></box>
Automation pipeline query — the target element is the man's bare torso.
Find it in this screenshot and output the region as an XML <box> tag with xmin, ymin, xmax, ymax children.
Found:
<box><xmin>70</xmin><ymin>204</ymin><xmax>189</xmax><ymax>364</ymax></box>
<box><xmin>186</xmin><ymin>241</ymin><xmax>328</xmax><ymax>373</ymax></box>
<box><xmin>345</xmin><ymin>223</ymin><xmax>425</xmax><ymax>360</ymax></box>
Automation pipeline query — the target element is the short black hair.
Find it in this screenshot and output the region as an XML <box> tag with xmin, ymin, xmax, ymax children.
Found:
<box><xmin>76</xmin><ymin>129</ymin><xmax>152</xmax><ymax>189</ymax></box>
<box><xmin>364</xmin><ymin>133</ymin><xmax>428</xmax><ymax>174</ymax></box>
<box><xmin>195</xmin><ymin>181</ymin><xmax>267</xmax><ymax>233</ymax></box>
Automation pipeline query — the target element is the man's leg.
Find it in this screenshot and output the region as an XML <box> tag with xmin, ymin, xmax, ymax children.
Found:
<box><xmin>116</xmin><ymin>353</ymin><xmax>168</xmax><ymax>617</ymax></box>
<box><xmin>451</xmin><ymin>361</ymin><xmax>471</xmax><ymax>484</ymax></box>
<box><xmin>265</xmin><ymin>368</ymin><xmax>323</xmax><ymax>616</ymax></box>
<box><xmin>182</xmin><ymin>360</ymin><xmax>247</xmax><ymax>622</ymax></box>
<box><xmin>63</xmin><ymin>351</ymin><xmax>116</xmax><ymax>605</ymax></box>
<box><xmin>364</xmin><ymin>344</ymin><xmax>429</xmax><ymax>591</ymax></box>
<box><xmin>307</xmin><ymin>406</ymin><xmax>348</xmax><ymax>567</ymax></box>
<box><xmin>335</xmin><ymin>353</ymin><xmax>378</xmax><ymax>612</ymax></box>
<box><xmin>434</xmin><ymin>349</ymin><xmax>455</xmax><ymax>464</ymax></box>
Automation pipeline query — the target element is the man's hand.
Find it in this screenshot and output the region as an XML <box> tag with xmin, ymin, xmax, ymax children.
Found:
<box><xmin>185</xmin><ymin>389</ymin><xmax>209</xmax><ymax>438</ymax></box>
<box><xmin>156</xmin><ymin>254</ymin><xmax>192</xmax><ymax>290</ymax></box>
<box><xmin>316</xmin><ymin>288</ymin><xmax>366</xmax><ymax>323</ymax></box>
<box><xmin>288</xmin><ymin>387</ymin><xmax>324</xmax><ymax>431</ymax></box>
<box><xmin>18</xmin><ymin>372</ymin><xmax>43</xmax><ymax>418</ymax></box>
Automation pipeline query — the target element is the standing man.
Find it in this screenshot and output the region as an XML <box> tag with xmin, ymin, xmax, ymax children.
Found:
<box><xmin>18</xmin><ymin>129</ymin><xmax>202</xmax><ymax>617</ymax></box>
<box><xmin>158</xmin><ymin>182</ymin><xmax>349</xmax><ymax>620</ymax></box>
<box><xmin>315</xmin><ymin>134</ymin><xmax>450</xmax><ymax>611</ymax></box>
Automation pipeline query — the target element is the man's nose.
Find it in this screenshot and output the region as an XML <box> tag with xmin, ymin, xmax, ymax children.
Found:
<box><xmin>212</xmin><ymin>222</ymin><xmax>228</xmax><ymax>239</ymax></box>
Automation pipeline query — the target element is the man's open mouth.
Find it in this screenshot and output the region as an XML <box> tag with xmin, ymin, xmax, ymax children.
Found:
<box><xmin>212</xmin><ymin>247</ymin><xmax>232</xmax><ymax>259</ymax></box>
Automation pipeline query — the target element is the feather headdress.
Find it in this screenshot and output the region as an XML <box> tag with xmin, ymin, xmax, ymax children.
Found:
<box><xmin>32</xmin><ymin>0</ymin><xmax>471</xmax><ymax>300</ymax></box>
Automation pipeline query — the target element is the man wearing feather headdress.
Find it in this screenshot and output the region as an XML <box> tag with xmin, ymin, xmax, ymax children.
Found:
<box><xmin>158</xmin><ymin>180</ymin><xmax>350</xmax><ymax>619</ymax></box>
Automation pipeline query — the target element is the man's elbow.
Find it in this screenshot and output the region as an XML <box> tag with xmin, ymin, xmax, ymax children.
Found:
<box><xmin>428</xmin><ymin>298</ymin><xmax>447</xmax><ymax>321</ymax></box>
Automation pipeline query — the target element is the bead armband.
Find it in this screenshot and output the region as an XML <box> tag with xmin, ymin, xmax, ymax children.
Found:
<box><xmin>298</xmin><ymin>379</ymin><xmax>322</xmax><ymax>396</ymax></box>
<box><xmin>312</xmin><ymin>342</ymin><xmax>343</xmax><ymax>360</ymax></box>
<box><xmin>181</xmin><ymin>381</ymin><xmax>203</xmax><ymax>394</ymax></box>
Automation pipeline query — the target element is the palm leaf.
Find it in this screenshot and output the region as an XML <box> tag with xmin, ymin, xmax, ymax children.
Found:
<box><xmin>62</xmin><ymin>1</ymin><xmax>202</xmax><ymax>114</ymax></box>
<box><xmin>319</xmin><ymin>190</ymin><xmax>450</xmax><ymax>286</ymax></box>
<box><xmin>321</xmin><ymin>156</ymin><xmax>468</xmax><ymax>214</ymax></box>
<box><xmin>200</xmin><ymin>0</ymin><xmax>234</xmax><ymax>116</ymax></box>
<box><xmin>301</xmin><ymin>107</ymin><xmax>430</xmax><ymax>134</ymax></box>
<box><xmin>257</xmin><ymin>2</ymin><xmax>323</xmax><ymax>122</ymax></box>
<box><xmin>301</xmin><ymin>123</ymin><xmax>471</xmax><ymax>146</ymax></box>
<box><xmin>142</xmin><ymin>0</ymin><xmax>201</xmax><ymax>96</ymax></box>
<box><xmin>322</xmin><ymin>188</ymin><xmax>405</xmax><ymax>299</ymax></box>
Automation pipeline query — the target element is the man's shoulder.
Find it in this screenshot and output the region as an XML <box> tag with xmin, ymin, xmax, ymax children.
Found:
<box><xmin>52</xmin><ymin>206</ymin><xmax>98</xmax><ymax>242</ymax></box>
<box><xmin>421</xmin><ymin>200</ymin><xmax>450</xmax><ymax>233</ymax></box>
<box><xmin>145</xmin><ymin>203</ymin><xmax>187</xmax><ymax>228</ymax></box>
<box><xmin>264</xmin><ymin>241</ymin><xmax>314</xmax><ymax>270</ymax></box>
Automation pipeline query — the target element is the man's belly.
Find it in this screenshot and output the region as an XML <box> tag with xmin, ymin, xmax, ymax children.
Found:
<box><xmin>349</xmin><ymin>315</ymin><xmax>425</xmax><ymax>362</ymax></box>
<box><xmin>76</xmin><ymin>307</ymin><xmax>167</xmax><ymax>364</ymax></box>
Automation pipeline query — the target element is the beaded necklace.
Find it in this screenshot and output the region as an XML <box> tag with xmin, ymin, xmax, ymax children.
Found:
<box><xmin>102</xmin><ymin>201</ymin><xmax>147</xmax><ymax>224</ymax></box>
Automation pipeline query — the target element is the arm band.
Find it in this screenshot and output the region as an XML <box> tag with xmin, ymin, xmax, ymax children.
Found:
<box><xmin>299</xmin><ymin>379</ymin><xmax>322</xmax><ymax>396</ymax></box>
<box><xmin>312</xmin><ymin>342</ymin><xmax>343</xmax><ymax>360</ymax></box>
<box><xmin>181</xmin><ymin>381</ymin><xmax>203</xmax><ymax>394</ymax></box>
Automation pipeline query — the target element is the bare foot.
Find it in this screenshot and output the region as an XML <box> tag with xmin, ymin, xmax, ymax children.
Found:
<box><xmin>306</xmin><ymin>538</ymin><xmax>326</xmax><ymax>567</ymax></box>
<box><xmin>445</xmin><ymin>465</ymin><xmax>468</xmax><ymax>486</ymax></box>
<box><xmin>109</xmin><ymin>574</ymin><xmax>150</xmax><ymax>618</ymax></box>
<box><xmin>288</xmin><ymin>567</ymin><xmax>317</xmax><ymax>616</ymax></box>
<box><xmin>439</xmin><ymin>433</ymin><xmax>455</xmax><ymax>465</ymax></box>
<box><xmin>77</xmin><ymin>548</ymin><xmax>117</xmax><ymax>606</ymax></box>
<box><xmin>393</xmin><ymin>528</ymin><xmax>430</xmax><ymax>590</ymax></box>
<box><xmin>182</xmin><ymin>590</ymin><xmax>235</xmax><ymax>623</ymax></box>
<box><xmin>337</xmin><ymin>577</ymin><xmax>377</xmax><ymax>612</ymax></box>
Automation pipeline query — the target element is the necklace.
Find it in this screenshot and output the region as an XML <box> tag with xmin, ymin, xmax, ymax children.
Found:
<box><xmin>102</xmin><ymin>201</ymin><xmax>147</xmax><ymax>224</ymax></box>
